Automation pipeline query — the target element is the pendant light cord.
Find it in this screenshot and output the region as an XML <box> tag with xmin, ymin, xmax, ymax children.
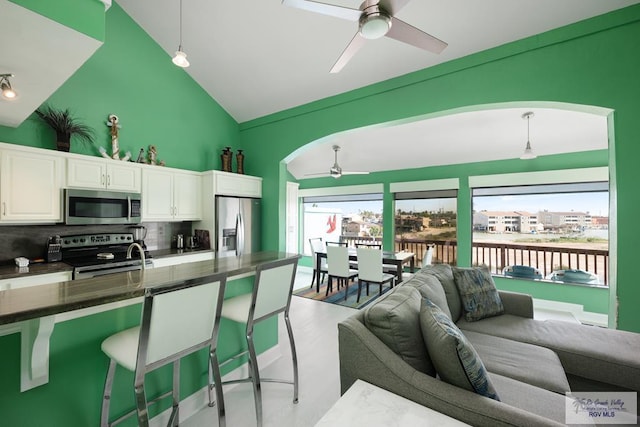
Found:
<box><xmin>179</xmin><ymin>0</ymin><xmax>184</xmax><ymax>51</ymax></box>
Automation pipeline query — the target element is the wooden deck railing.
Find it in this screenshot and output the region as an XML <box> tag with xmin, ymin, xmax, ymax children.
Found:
<box><xmin>340</xmin><ymin>236</ymin><xmax>609</xmax><ymax>285</ymax></box>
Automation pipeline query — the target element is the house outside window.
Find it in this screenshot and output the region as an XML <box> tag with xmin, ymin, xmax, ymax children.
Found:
<box><xmin>471</xmin><ymin>180</ymin><xmax>609</xmax><ymax>286</ymax></box>
<box><xmin>301</xmin><ymin>193</ymin><xmax>383</xmax><ymax>255</ymax></box>
<box><xmin>394</xmin><ymin>189</ymin><xmax>458</xmax><ymax>267</ymax></box>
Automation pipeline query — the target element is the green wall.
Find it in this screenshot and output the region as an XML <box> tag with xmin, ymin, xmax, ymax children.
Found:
<box><xmin>0</xmin><ymin>2</ymin><xmax>239</xmax><ymax>172</ymax></box>
<box><xmin>0</xmin><ymin>3</ymin><xmax>248</xmax><ymax>425</ymax></box>
<box><xmin>239</xmin><ymin>6</ymin><xmax>640</xmax><ymax>332</ymax></box>
<box><xmin>11</xmin><ymin>0</ymin><xmax>106</xmax><ymax>41</ymax></box>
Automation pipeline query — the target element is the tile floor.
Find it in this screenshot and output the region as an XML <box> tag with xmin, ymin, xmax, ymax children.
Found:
<box><xmin>182</xmin><ymin>267</ymin><xmax>584</xmax><ymax>427</ymax></box>
<box><xmin>183</xmin><ymin>267</ymin><xmax>354</xmax><ymax>427</ymax></box>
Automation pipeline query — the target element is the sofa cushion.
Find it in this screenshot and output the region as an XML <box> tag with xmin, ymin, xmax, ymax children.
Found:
<box><xmin>457</xmin><ymin>315</ymin><xmax>640</xmax><ymax>392</ymax></box>
<box><xmin>421</xmin><ymin>264</ymin><xmax>463</xmax><ymax>322</ymax></box>
<box><xmin>402</xmin><ymin>271</ymin><xmax>452</xmax><ymax>319</ymax></box>
<box><xmin>464</xmin><ymin>330</ymin><xmax>571</xmax><ymax>394</ymax></box>
<box><xmin>453</xmin><ymin>267</ymin><xmax>504</xmax><ymax>322</ymax></box>
<box><xmin>364</xmin><ymin>286</ymin><xmax>436</xmax><ymax>376</ymax></box>
<box><xmin>420</xmin><ymin>298</ymin><xmax>500</xmax><ymax>400</ymax></box>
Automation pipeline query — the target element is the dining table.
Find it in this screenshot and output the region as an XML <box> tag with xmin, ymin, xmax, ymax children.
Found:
<box><xmin>314</xmin><ymin>249</ymin><xmax>415</xmax><ymax>293</ymax></box>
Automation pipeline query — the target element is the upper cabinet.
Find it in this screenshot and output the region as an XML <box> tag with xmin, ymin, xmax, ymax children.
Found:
<box><xmin>67</xmin><ymin>157</ymin><xmax>141</xmax><ymax>192</ymax></box>
<box><xmin>208</xmin><ymin>170</ymin><xmax>262</xmax><ymax>198</ymax></box>
<box><xmin>141</xmin><ymin>168</ymin><xmax>201</xmax><ymax>222</ymax></box>
<box><xmin>0</xmin><ymin>145</ymin><xmax>64</xmax><ymax>223</ymax></box>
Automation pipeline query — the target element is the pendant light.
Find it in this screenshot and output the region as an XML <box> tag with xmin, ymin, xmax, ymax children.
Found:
<box><xmin>0</xmin><ymin>74</ymin><xmax>17</xmax><ymax>100</ymax></box>
<box><xmin>172</xmin><ymin>0</ymin><xmax>190</xmax><ymax>68</ymax></box>
<box><xmin>520</xmin><ymin>111</ymin><xmax>537</xmax><ymax>160</ymax></box>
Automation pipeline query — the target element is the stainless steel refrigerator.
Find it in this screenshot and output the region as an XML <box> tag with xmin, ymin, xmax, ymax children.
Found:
<box><xmin>215</xmin><ymin>196</ymin><xmax>261</xmax><ymax>258</ymax></box>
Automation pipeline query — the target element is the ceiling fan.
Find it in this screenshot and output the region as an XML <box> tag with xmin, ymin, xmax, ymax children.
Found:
<box><xmin>305</xmin><ymin>145</ymin><xmax>369</xmax><ymax>179</ymax></box>
<box><xmin>282</xmin><ymin>0</ymin><xmax>448</xmax><ymax>73</ymax></box>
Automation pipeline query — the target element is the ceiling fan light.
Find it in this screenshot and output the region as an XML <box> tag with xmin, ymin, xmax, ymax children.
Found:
<box><xmin>359</xmin><ymin>13</ymin><xmax>391</xmax><ymax>39</ymax></box>
<box><xmin>172</xmin><ymin>50</ymin><xmax>190</xmax><ymax>68</ymax></box>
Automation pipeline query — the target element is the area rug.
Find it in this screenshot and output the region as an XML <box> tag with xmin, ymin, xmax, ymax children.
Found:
<box><xmin>293</xmin><ymin>281</ymin><xmax>392</xmax><ymax>310</ymax></box>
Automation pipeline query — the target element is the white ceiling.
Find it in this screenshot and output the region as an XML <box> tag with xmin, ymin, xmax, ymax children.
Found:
<box><xmin>2</xmin><ymin>1</ymin><xmax>633</xmax><ymax>175</ymax></box>
<box><xmin>118</xmin><ymin>0</ymin><xmax>638</xmax><ymax>123</ymax></box>
<box><xmin>115</xmin><ymin>0</ymin><xmax>631</xmax><ymax>178</ymax></box>
<box><xmin>0</xmin><ymin>1</ymin><xmax>102</xmax><ymax>127</ymax></box>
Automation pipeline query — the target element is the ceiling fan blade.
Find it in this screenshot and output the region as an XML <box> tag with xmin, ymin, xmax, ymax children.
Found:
<box><xmin>281</xmin><ymin>0</ymin><xmax>361</xmax><ymax>21</ymax></box>
<box><xmin>386</xmin><ymin>17</ymin><xmax>447</xmax><ymax>54</ymax></box>
<box><xmin>341</xmin><ymin>171</ymin><xmax>370</xmax><ymax>175</ymax></box>
<box><xmin>379</xmin><ymin>0</ymin><xmax>410</xmax><ymax>15</ymax></box>
<box><xmin>304</xmin><ymin>172</ymin><xmax>332</xmax><ymax>177</ymax></box>
<box><xmin>330</xmin><ymin>32</ymin><xmax>367</xmax><ymax>73</ymax></box>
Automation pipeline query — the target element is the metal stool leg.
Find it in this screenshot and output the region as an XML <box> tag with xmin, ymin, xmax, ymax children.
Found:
<box><xmin>101</xmin><ymin>359</ymin><xmax>117</xmax><ymax>427</ymax></box>
<box><xmin>247</xmin><ymin>330</ymin><xmax>263</xmax><ymax>427</ymax></box>
<box><xmin>168</xmin><ymin>360</ymin><xmax>180</xmax><ymax>426</ymax></box>
<box><xmin>209</xmin><ymin>350</ymin><xmax>226</xmax><ymax>427</ymax></box>
<box><xmin>284</xmin><ymin>311</ymin><xmax>299</xmax><ymax>404</ymax></box>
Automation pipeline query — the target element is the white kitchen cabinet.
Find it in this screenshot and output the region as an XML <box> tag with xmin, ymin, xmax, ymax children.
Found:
<box><xmin>211</xmin><ymin>170</ymin><xmax>262</xmax><ymax>198</ymax></box>
<box><xmin>0</xmin><ymin>271</ymin><xmax>71</xmax><ymax>291</ymax></box>
<box><xmin>0</xmin><ymin>147</ymin><xmax>64</xmax><ymax>223</ymax></box>
<box><xmin>66</xmin><ymin>157</ymin><xmax>141</xmax><ymax>192</ymax></box>
<box><xmin>142</xmin><ymin>168</ymin><xmax>201</xmax><ymax>221</ymax></box>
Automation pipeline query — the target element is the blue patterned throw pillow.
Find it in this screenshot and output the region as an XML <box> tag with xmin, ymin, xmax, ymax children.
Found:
<box><xmin>452</xmin><ymin>267</ymin><xmax>504</xmax><ymax>322</ymax></box>
<box><xmin>419</xmin><ymin>299</ymin><xmax>500</xmax><ymax>401</ymax></box>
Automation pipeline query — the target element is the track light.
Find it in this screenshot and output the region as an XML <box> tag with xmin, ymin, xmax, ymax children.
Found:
<box><xmin>0</xmin><ymin>74</ymin><xmax>17</xmax><ymax>100</ymax></box>
<box><xmin>520</xmin><ymin>111</ymin><xmax>537</xmax><ymax>160</ymax></box>
<box><xmin>172</xmin><ymin>0</ymin><xmax>190</xmax><ymax>68</ymax></box>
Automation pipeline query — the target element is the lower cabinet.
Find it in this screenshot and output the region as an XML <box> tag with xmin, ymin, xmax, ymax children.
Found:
<box><xmin>151</xmin><ymin>252</ymin><xmax>214</xmax><ymax>268</ymax></box>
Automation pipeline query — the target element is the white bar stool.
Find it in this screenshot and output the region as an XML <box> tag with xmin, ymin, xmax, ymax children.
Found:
<box><xmin>100</xmin><ymin>273</ymin><xmax>227</xmax><ymax>427</ymax></box>
<box><xmin>215</xmin><ymin>257</ymin><xmax>299</xmax><ymax>427</ymax></box>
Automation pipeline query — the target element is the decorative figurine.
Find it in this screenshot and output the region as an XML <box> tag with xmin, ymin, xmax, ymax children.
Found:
<box><xmin>147</xmin><ymin>145</ymin><xmax>158</xmax><ymax>165</ymax></box>
<box><xmin>221</xmin><ymin>147</ymin><xmax>232</xmax><ymax>172</ymax></box>
<box><xmin>100</xmin><ymin>114</ymin><xmax>131</xmax><ymax>161</ymax></box>
<box><xmin>236</xmin><ymin>149</ymin><xmax>245</xmax><ymax>174</ymax></box>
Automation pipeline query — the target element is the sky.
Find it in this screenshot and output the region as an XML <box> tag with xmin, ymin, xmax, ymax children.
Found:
<box><xmin>306</xmin><ymin>191</ymin><xmax>609</xmax><ymax>217</ymax></box>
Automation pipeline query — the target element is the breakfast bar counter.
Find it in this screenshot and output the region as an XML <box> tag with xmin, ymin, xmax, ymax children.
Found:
<box><xmin>0</xmin><ymin>251</ymin><xmax>298</xmax><ymax>325</ymax></box>
<box><xmin>0</xmin><ymin>251</ymin><xmax>299</xmax><ymax>393</ymax></box>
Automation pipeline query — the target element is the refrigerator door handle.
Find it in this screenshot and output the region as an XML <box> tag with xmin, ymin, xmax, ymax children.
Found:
<box><xmin>237</xmin><ymin>212</ymin><xmax>245</xmax><ymax>256</ymax></box>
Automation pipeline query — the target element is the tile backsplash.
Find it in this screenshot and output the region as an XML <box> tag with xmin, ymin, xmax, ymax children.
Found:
<box><xmin>0</xmin><ymin>222</ymin><xmax>193</xmax><ymax>263</ymax></box>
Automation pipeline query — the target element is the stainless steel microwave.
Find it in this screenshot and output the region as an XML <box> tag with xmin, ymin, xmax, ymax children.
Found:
<box><xmin>64</xmin><ymin>189</ymin><xmax>142</xmax><ymax>225</ymax></box>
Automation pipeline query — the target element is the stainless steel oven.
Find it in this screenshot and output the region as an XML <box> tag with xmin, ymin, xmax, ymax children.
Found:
<box><xmin>59</xmin><ymin>232</ymin><xmax>152</xmax><ymax>279</ymax></box>
<box><xmin>65</xmin><ymin>189</ymin><xmax>142</xmax><ymax>225</ymax></box>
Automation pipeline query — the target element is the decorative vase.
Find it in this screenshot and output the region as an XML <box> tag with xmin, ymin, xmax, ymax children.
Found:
<box><xmin>220</xmin><ymin>147</ymin><xmax>232</xmax><ymax>172</ymax></box>
<box><xmin>56</xmin><ymin>132</ymin><xmax>71</xmax><ymax>152</ymax></box>
<box><xmin>236</xmin><ymin>149</ymin><xmax>245</xmax><ymax>174</ymax></box>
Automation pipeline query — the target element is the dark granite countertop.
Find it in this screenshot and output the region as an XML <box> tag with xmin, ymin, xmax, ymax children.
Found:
<box><xmin>148</xmin><ymin>247</ymin><xmax>214</xmax><ymax>259</ymax></box>
<box><xmin>0</xmin><ymin>251</ymin><xmax>300</xmax><ymax>325</ymax></box>
<box><xmin>0</xmin><ymin>262</ymin><xmax>73</xmax><ymax>281</ymax></box>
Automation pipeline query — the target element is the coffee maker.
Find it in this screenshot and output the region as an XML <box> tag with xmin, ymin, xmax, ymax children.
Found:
<box><xmin>128</xmin><ymin>225</ymin><xmax>147</xmax><ymax>249</ymax></box>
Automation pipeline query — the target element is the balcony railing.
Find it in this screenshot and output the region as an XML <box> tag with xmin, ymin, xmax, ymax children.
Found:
<box><xmin>340</xmin><ymin>236</ymin><xmax>609</xmax><ymax>286</ymax></box>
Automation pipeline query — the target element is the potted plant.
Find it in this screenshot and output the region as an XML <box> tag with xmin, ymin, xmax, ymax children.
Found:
<box><xmin>35</xmin><ymin>105</ymin><xmax>95</xmax><ymax>152</ymax></box>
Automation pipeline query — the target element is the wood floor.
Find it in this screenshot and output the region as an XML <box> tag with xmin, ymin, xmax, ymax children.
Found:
<box><xmin>183</xmin><ymin>267</ymin><xmax>355</xmax><ymax>427</ymax></box>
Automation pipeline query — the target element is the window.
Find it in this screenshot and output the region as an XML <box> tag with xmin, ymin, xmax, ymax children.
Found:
<box><xmin>302</xmin><ymin>193</ymin><xmax>383</xmax><ymax>255</ymax></box>
<box><xmin>472</xmin><ymin>182</ymin><xmax>609</xmax><ymax>285</ymax></box>
<box><xmin>394</xmin><ymin>190</ymin><xmax>457</xmax><ymax>267</ymax></box>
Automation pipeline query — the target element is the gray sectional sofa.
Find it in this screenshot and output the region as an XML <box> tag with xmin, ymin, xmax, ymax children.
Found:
<box><xmin>338</xmin><ymin>264</ymin><xmax>640</xmax><ymax>426</ymax></box>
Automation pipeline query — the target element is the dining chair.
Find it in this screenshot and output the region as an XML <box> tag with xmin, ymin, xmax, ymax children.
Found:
<box><xmin>100</xmin><ymin>273</ymin><xmax>228</xmax><ymax>427</ymax></box>
<box><xmin>216</xmin><ymin>257</ymin><xmax>299</xmax><ymax>427</ymax></box>
<box><xmin>356</xmin><ymin>247</ymin><xmax>396</xmax><ymax>303</ymax></box>
<box><xmin>308</xmin><ymin>237</ymin><xmax>328</xmax><ymax>289</ymax></box>
<box><xmin>326</xmin><ymin>245</ymin><xmax>358</xmax><ymax>300</ymax></box>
